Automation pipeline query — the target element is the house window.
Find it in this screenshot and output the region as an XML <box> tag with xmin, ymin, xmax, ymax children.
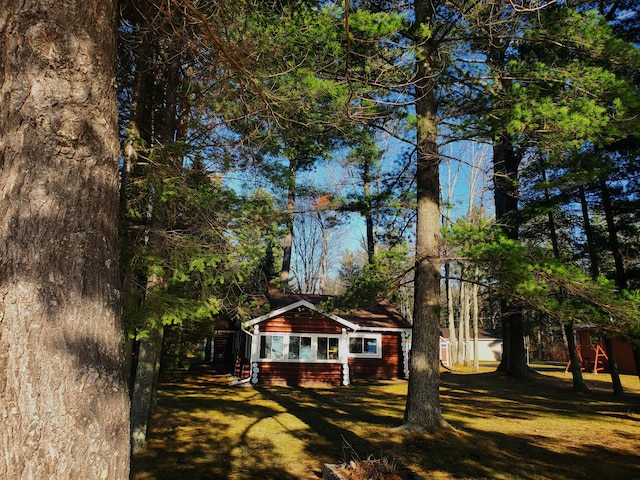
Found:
<box><xmin>258</xmin><ymin>334</ymin><xmax>341</xmax><ymax>362</ymax></box>
<box><xmin>348</xmin><ymin>334</ymin><xmax>382</xmax><ymax>358</ymax></box>
<box><xmin>288</xmin><ymin>336</ymin><xmax>312</xmax><ymax>360</ymax></box>
<box><xmin>317</xmin><ymin>337</ymin><xmax>340</xmax><ymax>360</ymax></box>
<box><xmin>260</xmin><ymin>335</ymin><xmax>284</xmax><ymax>360</ymax></box>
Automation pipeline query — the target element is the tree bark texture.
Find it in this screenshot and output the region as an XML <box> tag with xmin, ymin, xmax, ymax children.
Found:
<box><xmin>0</xmin><ymin>1</ymin><xmax>130</xmax><ymax>478</ymax></box>
<box><xmin>131</xmin><ymin>323</ymin><xmax>164</xmax><ymax>454</ymax></box>
<box><xmin>578</xmin><ymin>186</ymin><xmax>600</xmax><ymax>279</ymax></box>
<box><xmin>564</xmin><ymin>322</ymin><xmax>590</xmax><ymax>392</ymax></box>
<box><xmin>493</xmin><ymin>138</ymin><xmax>528</xmax><ymax>377</ymax></box>
<box><xmin>604</xmin><ymin>335</ymin><xmax>624</xmax><ymax>395</ymax></box>
<box><xmin>403</xmin><ymin>0</ymin><xmax>447</xmax><ymax>432</ymax></box>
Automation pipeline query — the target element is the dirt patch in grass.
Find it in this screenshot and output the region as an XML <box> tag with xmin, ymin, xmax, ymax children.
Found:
<box><xmin>132</xmin><ymin>365</ymin><xmax>640</xmax><ymax>480</ymax></box>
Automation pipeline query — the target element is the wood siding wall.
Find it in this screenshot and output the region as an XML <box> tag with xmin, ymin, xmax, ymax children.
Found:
<box><xmin>212</xmin><ymin>332</ymin><xmax>230</xmax><ymax>364</ymax></box>
<box><xmin>349</xmin><ymin>333</ymin><xmax>403</xmax><ymax>381</ymax></box>
<box><xmin>255</xmin><ymin>362</ymin><xmax>343</xmax><ymax>386</ymax></box>
<box><xmin>259</xmin><ymin>310</ymin><xmax>344</xmax><ymax>334</ymax></box>
<box><xmin>241</xmin><ymin>309</ymin><xmax>409</xmax><ymax>385</ymax></box>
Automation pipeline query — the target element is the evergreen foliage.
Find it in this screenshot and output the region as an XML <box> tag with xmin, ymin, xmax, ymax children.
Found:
<box><xmin>449</xmin><ymin>221</ymin><xmax>640</xmax><ymax>336</ymax></box>
<box><xmin>114</xmin><ymin>0</ymin><xmax>640</xmax><ymax>442</ymax></box>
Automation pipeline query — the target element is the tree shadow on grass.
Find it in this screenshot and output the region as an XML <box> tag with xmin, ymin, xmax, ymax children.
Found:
<box><xmin>400</xmin><ymin>422</ymin><xmax>640</xmax><ymax>480</ymax></box>
<box><xmin>256</xmin><ymin>385</ymin><xmax>395</xmax><ymax>477</ymax></box>
<box><xmin>427</xmin><ymin>371</ymin><xmax>640</xmax><ymax>479</ymax></box>
<box><xmin>132</xmin><ymin>369</ymin><xmax>640</xmax><ymax>480</ymax></box>
<box><xmin>132</xmin><ymin>372</ymin><xmax>303</xmax><ymax>480</ymax></box>
<box><xmin>133</xmin><ymin>372</ymin><xmax>412</xmax><ymax>479</ymax></box>
<box><xmin>442</xmin><ymin>370</ymin><xmax>640</xmax><ymax>421</ymax></box>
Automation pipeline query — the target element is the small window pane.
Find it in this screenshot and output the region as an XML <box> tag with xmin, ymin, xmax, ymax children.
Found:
<box><xmin>300</xmin><ymin>337</ymin><xmax>312</xmax><ymax>360</ymax></box>
<box><xmin>349</xmin><ymin>337</ymin><xmax>363</xmax><ymax>354</ymax></box>
<box><xmin>271</xmin><ymin>336</ymin><xmax>284</xmax><ymax>359</ymax></box>
<box><xmin>260</xmin><ymin>335</ymin><xmax>284</xmax><ymax>360</ymax></box>
<box><xmin>317</xmin><ymin>337</ymin><xmax>328</xmax><ymax>360</ymax></box>
<box><xmin>328</xmin><ymin>338</ymin><xmax>339</xmax><ymax>359</ymax></box>
<box><xmin>289</xmin><ymin>336</ymin><xmax>300</xmax><ymax>359</ymax></box>
<box><xmin>365</xmin><ymin>338</ymin><xmax>378</xmax><ymax>354</ymax></box>
<box><xmin>259</xmin><ymin>336</ymin><xmax>271</xmax><ymax>359</ymax></box>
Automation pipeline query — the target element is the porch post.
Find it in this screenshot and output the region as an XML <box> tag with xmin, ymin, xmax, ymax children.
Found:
<box><xmin>402</xmin><ymin>330</ymin><xmax>410</xmax><ymax>379</ymax></box>
<box><xmin>341</xmin><ymin>328</ymin><xmax>350</xmax><ymax>385</ymax></box>
<box><xmin>251</xmin><ymin>325</ymin><xmax>260</xmax><ymax>384</ymax></box>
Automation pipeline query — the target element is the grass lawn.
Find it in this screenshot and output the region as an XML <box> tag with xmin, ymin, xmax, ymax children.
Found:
<box><xmin>132</xmin><ymin>364</ymin><xmax>640</xmax><ymax>480</ymax></box>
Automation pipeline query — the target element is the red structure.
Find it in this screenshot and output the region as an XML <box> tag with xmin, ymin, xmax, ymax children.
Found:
<box><xmin>229</xmin><ymin>294</ymin><xmax>413</xmax><ymax>386</ymax></box>
<box><xmin>565</xmin><ymin>327</ymin><xmax>637</xmax><ymax>375</ymax></box>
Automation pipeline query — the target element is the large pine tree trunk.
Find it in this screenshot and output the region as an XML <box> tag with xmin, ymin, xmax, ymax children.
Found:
<box><xmin>604</xmin><ymin>335</ymin><xmax>624</xmax><ymax>395</ymax></box>
<box><xmin>493</xmin><ymin>137</ymin><xmax>528</xmax><ymax>377</ymax></box>
<box><xmin>0</xmin><ymin>1</ymin><xmax>130</xmax><ymax>477</ymax></box>
<box><xmin>402</xmin><ymin>0</ymin><xmax>448</xmax><ymax>433</ymax></box>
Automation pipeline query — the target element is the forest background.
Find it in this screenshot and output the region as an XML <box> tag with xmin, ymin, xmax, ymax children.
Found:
<box><xmin>118</xmin><ymin>0</ymin><xmax>640</xmax><ymax>451</ymax></box>
<box><xmin>1</xmin><ymin>0</ymin><xmax>639</xmax><ymax>478</ymax></box>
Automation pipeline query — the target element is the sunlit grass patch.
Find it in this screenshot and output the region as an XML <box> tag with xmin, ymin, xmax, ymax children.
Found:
<box><xmin>132</xmin><ymin>365</ymin><xmax>640</xmax><ymax>480</ymax></box>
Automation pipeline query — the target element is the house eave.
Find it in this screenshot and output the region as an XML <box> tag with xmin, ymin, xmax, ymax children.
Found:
<box><xmin>242</xmin><ymin>299</ymin><xmax>361</xmax><ymax>331</ymax></box>
<box><xmin>355</xmin><ymin>327</ymin><xmax>411</xmax><ymax>333</ymax></box>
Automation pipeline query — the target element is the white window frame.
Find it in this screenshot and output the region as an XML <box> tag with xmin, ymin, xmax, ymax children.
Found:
<box><xmin>259</xmin><ymin>334</ymin><xmax>286</xmax><ymax>360</ymax></box>
<box><xmin>348</xmin><ymin>333</ymin><xmax>382</xmax><ymax>358</ymax></box>
<box><xmin>257</xmin><ymin>333</ymin><xmax>343</xmax><ymax>363</ymax></box>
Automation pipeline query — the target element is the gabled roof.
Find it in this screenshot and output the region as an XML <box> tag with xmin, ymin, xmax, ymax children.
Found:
<box><xmin>243</xmin><ymin>299</ymin><xmax>360</xmax><ymax>331</ymax></box>
<box><xmin>339</xmin><ymin>301</ymin><xmax>412</xmax><ymax>331</ymax></box>
<box><xmin>245</xmin><ymin>293</ymin><xmax>412</xmax><ymax>332</ymax></box>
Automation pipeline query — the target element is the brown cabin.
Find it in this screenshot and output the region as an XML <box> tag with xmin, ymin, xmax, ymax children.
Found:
<box><xmin>230</xmin><ymin>294</ymin><xmax>413</xmax><ymax>386</ymax></box>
